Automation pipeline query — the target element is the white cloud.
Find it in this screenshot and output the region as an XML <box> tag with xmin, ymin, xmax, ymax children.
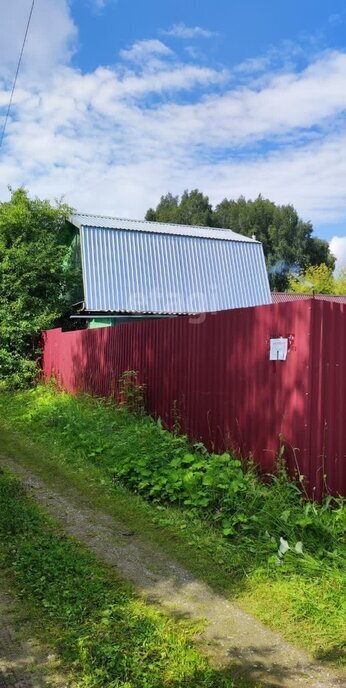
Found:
<box><xmin>0</xmin><ymin>0</ymin><xmax>77</xmax><ymax>83</ymax></box>
<box><xmin>120</xmin><ymin>39</ymin><xmax>173</xmax><ymax>64</ymax></box>
<box><xmin>235</xmin><ymin>56</ymin><xmax>272</xmax><ymax>75</ymax></box>
<box><xmin>91</xmin><ymin>0</ymin><xmax>117</xmax><ymax>8</ymax></box>
<box><xmin>163</xmin><ymin>23</ymin><xmax>217</xmax><ymax>39</ymax></box>
<box><xmin>330</xmin><ymin>236</ymin><xmax>346</xmax><ymax>271</ymax></box>
<box><xmin>1</xmin><ymin>10</ymin><xmax>346</xmax><ymax>237</ymax></box>
<box><xmin>147</xmin><ymin>51</ymin><xmax>346</xmax><ymax>149</ymax></box>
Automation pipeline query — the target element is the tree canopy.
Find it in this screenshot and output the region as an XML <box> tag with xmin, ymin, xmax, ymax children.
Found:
<box><xmin>0</xmin><ymin>188</ymin><xmax>80</xmax><ymax>387</ymax></box>
<box><xmin>288</xmin><ymin>264</ymin><xmax>346</xmax><ymax>295</ymax></box>
<box><xmin>146</xmin><ymin>190</ymin><xmax>213</xmax><ymax>227</ymax></box>
<box><xmin>146</xmin><ymin>191</ymin><xmax>335</xmax><ymax>289</ymax></box>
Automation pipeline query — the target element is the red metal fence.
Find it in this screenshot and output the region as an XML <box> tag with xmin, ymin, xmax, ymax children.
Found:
<box><xmin>43</xmin><ymin>299</ymin><xmax>346</xmax><ymax>499</ymax></box>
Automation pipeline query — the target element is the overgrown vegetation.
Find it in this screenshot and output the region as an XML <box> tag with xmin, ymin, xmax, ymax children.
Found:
<box><xmin>0</xmin><ymin>386</ymin><xmax>345</xmax><ymax>665</ymax></box>
<box><xmin>288</xmin><ymin>263</ymin><xmax>346</xmax><ymax>295</ymax></box>
<box><xmin>0</xmin><ymin>189</ymin><xmax>81</xmax><ymax>389</ymax></box>
<box><xmin>118</xmin><ymin>369</ymin><xmax>145</xmax><ymax>413</ymax></box>
<box><xmin>0</xmin><ymin>468</ymin><xmax>242</xmax><ymax>688</ymax></box>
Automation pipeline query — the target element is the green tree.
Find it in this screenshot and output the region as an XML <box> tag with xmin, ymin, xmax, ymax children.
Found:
<box><xmin>214</xmin><ymin>196</ymin><xmax>334</xmax><ymax>289</ymax></box>
<box><xmin>146</xmin><ymin>192</ymin><xmax>179</xmax><ymax>223</ymax></box>
<box><xmin>289</xmin><ymin>264</ymin><xmax>346</xmax><ymax>295</ymax></box>
<box><xmin>147</xmin><ymin>191</ymin><xmax>335</xmax><ymax>290</ymax></box>
<box><xmin>288</xmin><ymin>264</ymin><xmax>335</xmax><ymax>294</ymax></box>
<box><xmin>0</xmin><ymin>188</ymin><xmax>79</xmax><ymax>388</ymax></box>
<box><xmin>178</xmin><ymin>189</ymin><xmax>213</xmax><ymax>226</ymax></box>
<box><xmin>334</xmin><ymin>268</ymin><xmax>346</xmax><ymax>295</ymax></box>
<box><xmin>146</xmin><ymin>189</ymin><xmax>213</xmax><ymax>226</ymax></box>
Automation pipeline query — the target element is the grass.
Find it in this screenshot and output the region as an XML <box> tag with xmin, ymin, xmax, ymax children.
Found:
<box><xmin>0</xmin><ymin>468</ymin><xmax>251</xmax><ymax>688</ymax></box>
<box><xmin>0</xmin><ymin>385</ymin><xmax>345</xmax><ymax>667</ymax></box>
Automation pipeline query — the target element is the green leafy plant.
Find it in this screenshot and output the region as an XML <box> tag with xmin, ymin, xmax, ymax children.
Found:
<box><xmin>1</xmin><ymin>386</ymin><xmax>344</xmax><ymax>568</ymax></box>
<box><xmin>118</xmin><ymin>370</ymin><xmax>145</xmax><ymax>414</ymax></box>
<box><xmin>0</xmin><ymin>189</ymin><xmax>81</xmax><ymax>389</ymax></box>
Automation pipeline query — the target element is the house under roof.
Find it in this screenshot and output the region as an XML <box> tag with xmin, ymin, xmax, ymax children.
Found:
<box><xmin>68</xmin><ymin>213</ymin><xmax>271</xmax><ymax>320</ymax></box>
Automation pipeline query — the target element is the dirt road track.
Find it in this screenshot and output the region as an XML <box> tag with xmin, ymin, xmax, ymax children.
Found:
<box><xmin>1</xmin><ymin>454</ymin><xmax>345</xmax><ymax>688</ymax></box>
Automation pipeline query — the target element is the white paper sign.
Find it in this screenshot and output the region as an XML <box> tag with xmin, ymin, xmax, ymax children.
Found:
<box><xmin>270</xmin><ymin>338</ymin><xmax>288</xmax><ymax>361</ymax></box>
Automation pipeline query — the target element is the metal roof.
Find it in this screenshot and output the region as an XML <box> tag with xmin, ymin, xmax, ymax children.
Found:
<box><xmin>69</xmin><ymin>214</ymin><xmax>271</xmax><ymax>315</ymax></box>
<box><xmin>71</xmin><ymin>213</ymin><xmax>258</xmax><ymax>243</ymax></box>
<box><xmin>272</xmin><ymin>292</ymin><xmax>346</xmax><ymax>304</ymax></box>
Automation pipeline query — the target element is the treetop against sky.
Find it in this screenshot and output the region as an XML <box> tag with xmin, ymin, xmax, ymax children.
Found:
<box><xmin>1</xmin><ymin>0</ymin><xmax>346</xmax><ymax>267</ymax></box>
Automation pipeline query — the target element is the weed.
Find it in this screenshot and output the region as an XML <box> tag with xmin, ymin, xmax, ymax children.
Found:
<box><xmin>118</xmin><ymin>370</ymin><xmax>145</xmax><ymax>414</ymax></box>
<box><xmin>0</xmin><ymin>385</ymin><xmax>345</xmax><ymax>665</ymax></box>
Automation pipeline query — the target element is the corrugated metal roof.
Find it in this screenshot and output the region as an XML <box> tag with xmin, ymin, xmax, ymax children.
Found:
<box><xmin>74</xmin><ymin>216</ymin><xmax>271</xmax><ymax>314</ymax></box>
<box><xmin>70</xmin><ymin>213</ymin><xmax>258</xmax><ymax>243</ymax></box>
<box><xmin>272</xmin><ymin>292</ymin><xmax>346</xmax><ymax>304</ymax></box>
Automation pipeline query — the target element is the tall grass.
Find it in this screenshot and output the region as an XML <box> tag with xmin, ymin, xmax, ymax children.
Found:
<box><xmin>0</xmin><ymin>385</ymin><xmax>345</xmax><ymax>664</ymax></box>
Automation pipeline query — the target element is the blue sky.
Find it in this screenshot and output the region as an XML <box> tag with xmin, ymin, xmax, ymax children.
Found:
<box><xmin>1</xmin><ymin>0</ymin><xmax>346</xmax><ymax>266</ymax></box>
<box><xmin>72</xmin><ymin>0</ymin><xmax>346</xmax><ymax>74</ymax></box>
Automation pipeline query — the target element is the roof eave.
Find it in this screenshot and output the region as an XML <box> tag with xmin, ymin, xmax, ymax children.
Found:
<box><xmin>68</xmin><ymin>213</ymin><xmax>260</xmax><ymax>244</ymax></box>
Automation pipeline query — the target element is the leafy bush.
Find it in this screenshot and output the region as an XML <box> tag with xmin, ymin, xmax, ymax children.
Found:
<box><xmin>108</xmin><ymin>434</ymin><xmax>345</xmax><ymax>572</ymax></box>
<box><xmin>1</xmin><ymin>386</ymin><xmax>344</xmax><ymax>573</ymax></box>
<box><xmin>118</xmin><ymin>370</ymin><xmax>145</xmax><ymax>414</ymax></box>
<box><xmin>0</xmin><ymin>189</ymin><xmax>81</xmax><ymax>389</ymax></box>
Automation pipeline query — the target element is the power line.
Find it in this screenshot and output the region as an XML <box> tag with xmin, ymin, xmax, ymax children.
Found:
<box><xmin>0</xmin><ymin>0</ymin><xmax>35</xmax><ymax>150</ymax></box>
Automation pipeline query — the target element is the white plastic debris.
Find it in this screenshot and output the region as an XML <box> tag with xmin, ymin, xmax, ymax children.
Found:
<box><xmin>278</xmin><ymin>537</ymin><xmax>290</xmax><ymax>555</ymax></box>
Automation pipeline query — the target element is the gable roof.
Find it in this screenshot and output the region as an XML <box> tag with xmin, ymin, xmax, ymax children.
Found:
<box><xmin>71</xmin><ymin>213</ymin><xmax>258</xmax><ymax>243</ymax></box>
<box><xmin>69</xmin><ymin>213</ymin><xmax>271</xmax><ymax>315</ymax></box>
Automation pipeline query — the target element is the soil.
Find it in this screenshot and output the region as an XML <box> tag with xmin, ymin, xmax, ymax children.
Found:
<box><xmin>0</xmin><ymin>587</ymin><xmax>66</xmax><ymax>688</ymax></box>
<box><xmin>0</xmin><ymin>454</ymin><xmax>345</xmax><ymax>688</ymax></box>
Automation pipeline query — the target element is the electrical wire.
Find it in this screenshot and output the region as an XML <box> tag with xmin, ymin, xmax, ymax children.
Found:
<box><xmin>0</xmin><ymin>0</ymin><xmax>35</xmax><ymax>150</ymax></box>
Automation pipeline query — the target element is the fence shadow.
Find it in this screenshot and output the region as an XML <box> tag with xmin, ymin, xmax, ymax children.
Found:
<box><xmin>42</xmin><ymin>300</ymin><xmax>346</xmax><ymax>498</ymax></box>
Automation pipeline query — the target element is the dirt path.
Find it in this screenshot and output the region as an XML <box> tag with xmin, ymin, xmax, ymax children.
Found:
<box><xmin>1</xmin><ymin>454</ymin><xmax>345</xmax><ymax>688</ymax></box>
<box><xmin>0</xmin><ymin>588</ymin><xmax>66</xmax><ymax>688</ymax></box>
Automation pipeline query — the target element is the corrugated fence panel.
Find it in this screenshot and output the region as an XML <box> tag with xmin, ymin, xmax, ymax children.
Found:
<box><xmin>42</xmin><ymin>300</ymin><xmax>346</xmax><ymax>499</ymax></box>
<box><xmin>308</xmin><ymin>300</ymin><xmax>346</xmax><ymax>497</ymax></box>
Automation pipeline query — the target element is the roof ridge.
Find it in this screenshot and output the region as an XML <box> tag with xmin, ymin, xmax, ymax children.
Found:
<box><xmin>71</xmin><ymin>212</ymin><xmax>243</xmax><ymax>235</ymax></box>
